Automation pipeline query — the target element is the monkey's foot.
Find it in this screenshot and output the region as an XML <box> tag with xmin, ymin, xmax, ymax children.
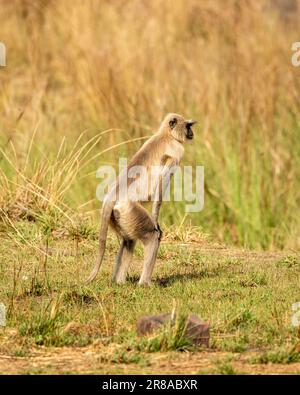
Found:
<box><xmin>113</xmin><ymin>276</ymin><xmax>127</xmax><ymax>285</ymax></box>
<box><xmin>138</xmin><ymin>279</ymin><xmax>152</xmax><ymax>287</ymax></box>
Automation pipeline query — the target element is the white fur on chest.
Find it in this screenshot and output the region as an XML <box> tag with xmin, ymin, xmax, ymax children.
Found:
<box><xmin>165</xmin><ymin>140</ymin><xmax>184</xmax><ymax>162</ymax></box>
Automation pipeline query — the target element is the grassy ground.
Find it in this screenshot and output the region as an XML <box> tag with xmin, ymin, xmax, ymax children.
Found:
<box><xmin>0</xmin><ymin>220</ymin><xmax>299</xmax><ymax>374</ymax></box>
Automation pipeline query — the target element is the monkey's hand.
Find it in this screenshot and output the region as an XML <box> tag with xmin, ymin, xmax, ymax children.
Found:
<box><xmin>155</xmin><ymin>223</ymin><xmax>163</xmax><ymax>241</ymax></box>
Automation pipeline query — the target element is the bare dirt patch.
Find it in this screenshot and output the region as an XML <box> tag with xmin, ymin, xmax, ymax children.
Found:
<box><xmin>1</xmin><ymin>345</ymin><xmax>300</xmax><ymax>374</ymax></box>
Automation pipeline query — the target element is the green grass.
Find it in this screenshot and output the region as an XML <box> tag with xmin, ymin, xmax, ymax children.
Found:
<box><xmin>212</xmin><ymin>358</ymin><xmax>242</xmax><ymax>375</ymax></box>
<box><xmin>0</xmin><ymin>219</ymin><xmax>299</xmax><ymax>374</ymax></box>
<box><xmin>251</xmin><ymin>345</ymin><xmax>300</xmax><ymax>365</ymax></box>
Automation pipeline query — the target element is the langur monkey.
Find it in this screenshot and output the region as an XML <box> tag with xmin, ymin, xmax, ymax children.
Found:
<box><xmin>85</xmin><ymin>113</ymin><xmax>197</xmax><ymax>285</ymax></box>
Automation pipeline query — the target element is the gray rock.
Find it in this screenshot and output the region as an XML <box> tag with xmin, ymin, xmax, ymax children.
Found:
<box><xmin>137</xmin><ymin>312</ymin><xmax>210</xmax><ymax>347</ymax></box>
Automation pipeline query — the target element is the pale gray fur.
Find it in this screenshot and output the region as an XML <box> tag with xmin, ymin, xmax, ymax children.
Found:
<box><xmin>85</xmin><ymin>113</ymin><xmax>197</xmax><ymax>285</ymax></box>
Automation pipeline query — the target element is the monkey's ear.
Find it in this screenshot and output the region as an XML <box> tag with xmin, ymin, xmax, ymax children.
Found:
<box><xmin>169</xmin><ymin>118</ymin><xmax>177</xmax><ymax>129</ymax></box>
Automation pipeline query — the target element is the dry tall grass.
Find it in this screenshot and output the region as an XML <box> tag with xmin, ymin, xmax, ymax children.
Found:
<box><xmin>1</xmin><ymin>0</ymin><xmax>300</xmax><ymax>249</ymax></box>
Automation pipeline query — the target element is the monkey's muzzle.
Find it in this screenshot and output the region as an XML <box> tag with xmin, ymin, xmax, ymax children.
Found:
<box><xmin>186</xmin><ymin>120</ymin><xmax>197</xmax><ymax>140</ymax></box>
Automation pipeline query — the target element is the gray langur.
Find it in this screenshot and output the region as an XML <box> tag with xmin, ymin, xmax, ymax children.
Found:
<box><xmin>85</xmin><ymin>113</ymin><xmax>197</xmax><ymax>285</ymax></box>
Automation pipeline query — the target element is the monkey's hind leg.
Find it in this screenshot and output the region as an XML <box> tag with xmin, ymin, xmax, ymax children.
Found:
<box><xmin>113</xmin><ymin>239</ymin><xmax>135</xmax><ymax>284</ymax></box>
<box><xmin>112</xmin><ymin>202</ymin><xmax>160</xmax><ymax>286</ymax></box>
<box><xmin>138</xmin><ymin>230</ymin><xmax>160</xmax><ymax>286</ymax></box>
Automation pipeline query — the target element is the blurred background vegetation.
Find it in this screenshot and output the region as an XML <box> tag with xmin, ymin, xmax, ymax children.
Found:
<box><xmin>0</xmin><ymin>0</ymin><xmax>300</xmax><ymax>250</ymax></box>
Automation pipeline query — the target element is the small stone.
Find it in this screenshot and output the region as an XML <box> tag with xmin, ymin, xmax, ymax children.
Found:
<box><xmin>136</xmin><ymin>312</ymin><xmax>210</xmax><ymax>347</ymax></box>
<box><xmin>137</xmin><ymin>313</ymin><xmax>171</xmax><ymax>335</ymax></box>
<box><xmin>185</xmin><ymin>314</ymin><xmax>210</xmax><ymax>347</ymax></box>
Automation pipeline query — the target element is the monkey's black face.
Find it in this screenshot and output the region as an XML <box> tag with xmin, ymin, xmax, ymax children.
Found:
<box><xmin>167</xmin><ymin>114</ymin><xmax>197</xmax><ymax>143</ymax></box>
<box><xmin>185</xmin><ymin>120</ymin><xmax>197</xmax><ymax>140</ymax></box>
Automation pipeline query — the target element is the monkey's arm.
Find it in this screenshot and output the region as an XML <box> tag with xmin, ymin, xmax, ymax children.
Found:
<box><xmin>152</xmin><ymin>158</ymin><xmax>179</xmax><ymax>225</ymax></box>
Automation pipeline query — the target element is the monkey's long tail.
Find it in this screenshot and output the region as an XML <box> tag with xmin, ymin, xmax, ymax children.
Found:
<box><xmin>84</xmin><ymin>200</ymin><xmax>115</xmax><ymax>284</ymax></box>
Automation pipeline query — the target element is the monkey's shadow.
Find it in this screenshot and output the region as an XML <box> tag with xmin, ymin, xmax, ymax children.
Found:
<box><xmin>127</xmin><ymin>271</ymin><xmax>213</xmax><ymax>288</ymax></box>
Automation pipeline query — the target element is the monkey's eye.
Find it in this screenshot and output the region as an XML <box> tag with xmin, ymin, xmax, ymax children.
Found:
<box><xmin>169</xmin><ymin>118</ymin><xmax>177</xmax><ymax>129</ymax></box>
